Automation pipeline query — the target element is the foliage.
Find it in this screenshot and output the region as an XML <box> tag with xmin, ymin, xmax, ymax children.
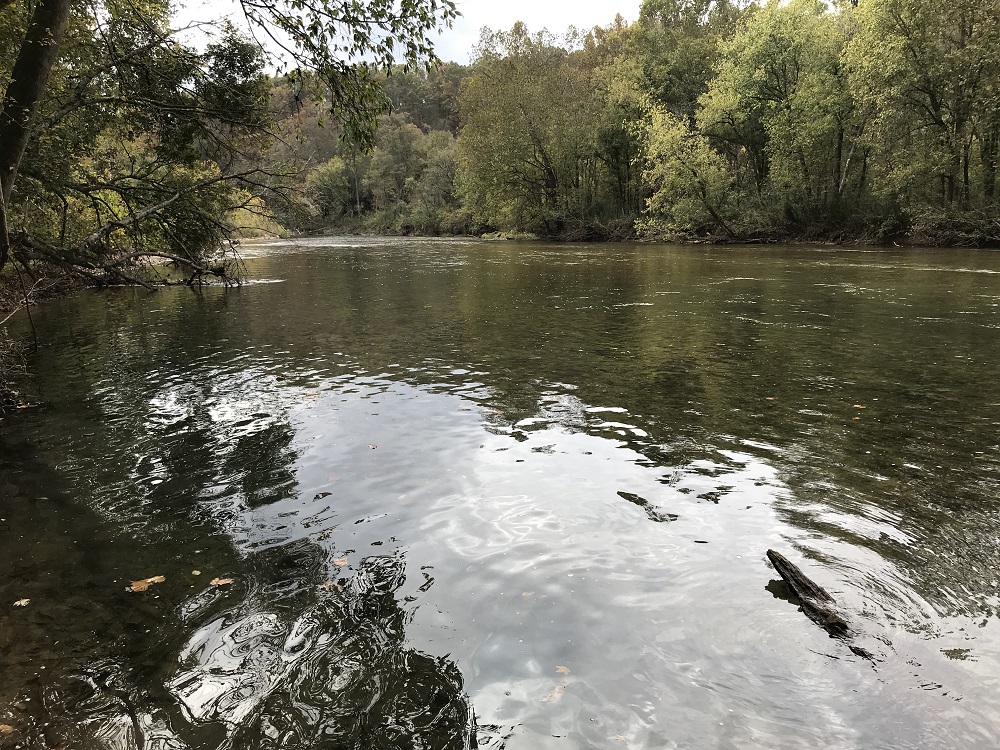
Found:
<box><xmin>0</xmin><ymin>0</ymin><xmax>458</xmax><ymax>288</ymax></box>
<box><xmin>845</xmin><ymin>0</ymin><xmax>1000</xmax><ymax>226</ymax></box>
<box><xmin>457</xmin><ymin>23</ymin><xmax>639</xmax><ymax>238</ymax></box>
<box><xmin>638</xmin><ymin>108</ymin><xmax>734</xmax><ymax>236</ymax></box>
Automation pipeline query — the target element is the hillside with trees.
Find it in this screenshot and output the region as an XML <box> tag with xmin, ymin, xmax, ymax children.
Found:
<box><xmin>295</xmin><ymin>0</ymin><xmax>1000</xmax><ymax>246</ymax></box>
<box><xmin>2</xmin><ymin>0</ymin><xmax>1000</xmax><ymax>288</ymax></box>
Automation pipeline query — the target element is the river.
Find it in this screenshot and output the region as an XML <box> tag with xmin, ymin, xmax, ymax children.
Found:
<box><xmin>2</xmin><ymin>237</ymin><xmax>1000</xmax><ymax>748</ymax></box>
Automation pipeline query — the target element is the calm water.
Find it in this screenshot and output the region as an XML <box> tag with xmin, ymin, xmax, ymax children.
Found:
<box><xmin>3</xmin><ymin>238</ymin><xmax>1000</xmax><ymax>749</ymax></box>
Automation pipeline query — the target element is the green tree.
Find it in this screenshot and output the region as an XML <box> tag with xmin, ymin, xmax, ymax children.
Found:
<box><xmin>457</xmin><ymin>24</ymin><xmax>617</xmax><ymax>237</ymax></box>
<box><xmin>698</xmin><ymin>0</ymin><xmax>862</xmax><ymax>230</ymax></box>
<box><xmin>630</xmin><ymin>0</ymin><xmax>744</xmax><ymax>119</ymax></box>
<box><xmin>639</xmin><ymin>107</ymin><xmax>735</xmax><ymax>236</ymax></box>
<box><xmin>367</xmin><ymin>114</ymin><xmax>428</xmax><ymax>214</ymax></box>
<box><xmin>0</xmin><ymin>0</ymin><xmax>457</xmax><ymax>278</ymax></box>
<box><xmin>846</xmin><ymin>0</ymin><xmax>1000</xmax><ymax>238</ymax></box>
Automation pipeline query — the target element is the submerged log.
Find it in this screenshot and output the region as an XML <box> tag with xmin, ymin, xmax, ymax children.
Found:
<box><xmin>767</xmin><ymin>549</ymin><xmax>851</xmax><ymax>638</ymax></box>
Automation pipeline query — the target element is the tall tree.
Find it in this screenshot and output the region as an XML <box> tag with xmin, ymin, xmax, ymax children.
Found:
<box><xmin>697</xmin><ymin>0</ymin><xmax>861</xmax><ymax>229</ymax></box>
<box><xmin>458</xmin><ymin>24</ymin><xmax>624</xmax><ymax>237</ymax></box>
<box><xmin>0</xmin><ymin>0</ymin><xmax>457</xmax><ymax>277</ymax></box>
<box><xmin>846</xmin><ymin>0</ymin><xmax>1000</xmax><ymax>230</ymax></box>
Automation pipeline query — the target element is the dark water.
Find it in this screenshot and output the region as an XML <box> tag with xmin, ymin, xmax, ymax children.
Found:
<box><xmin>3</xmin><ymin>238</ymin><xmax>1000</xmax><ymax>749</ymax></box>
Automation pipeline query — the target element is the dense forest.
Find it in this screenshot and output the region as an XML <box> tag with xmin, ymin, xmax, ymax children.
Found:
<box><xmin>288</xmin><ymin>0</ymin><xmax>1000</xmax><ymax>246</ymax></box>
<box><xmin>3</xmin><ymin>0</ymin><xmax>1000</xmax><ymax>285</ymax></box>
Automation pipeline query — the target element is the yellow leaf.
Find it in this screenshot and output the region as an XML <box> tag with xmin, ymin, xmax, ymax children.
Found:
<box><xmin>191</xmin><ymin>570</ymin><xmax>202</xmax><ymax>576</ymax></box>
<box><xmin>543</xmin><ymin>679</ymin><xmax>568</xmax><ymax>703</ymax></box>
<box><xmin>765</xmin><ymin>397</ymin><xmax>775</xmax><ymax>401</ymax></box>
<box><xmin>555</xmin><ymin>665</ymin><xmax>571</xmax><ymax>674</ymax></box>
<box><xmin>0</xmin><ymin>724</ymin><xmax>13</xmax><ymax>734</ymax></box>
<box><xmin>13</xmin><ymin>598</ymin><xmax>29</xmax><ymax>607</ymax></box>
<box><xmin>333</xmin><ymin>557</ymin><xmax>349</xmax><ymax>566</ymax></box>
<box><xmin>853</xmin><ymin>404</ymin><xmax>866</xmax><ymax>409</ymax></box>
<box><xmin>129</xmin><ymin>575</ymin><xmax>165</xmax><ymax>592</ymax></box>
<box><xmin>210</xmin><ymin>578</ymin><xmax>233</xmax><ymax>586</ymax></box>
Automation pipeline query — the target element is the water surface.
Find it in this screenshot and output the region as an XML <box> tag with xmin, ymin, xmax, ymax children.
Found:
<box><xmin>3</xmin><ymin>238</ymin><xmax>1000</xmax><ymax>748</ymax></box>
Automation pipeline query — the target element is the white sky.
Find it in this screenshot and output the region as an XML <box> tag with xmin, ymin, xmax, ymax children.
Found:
<box><xmin>176</xmin><ymin>0</ymin><xmax>644</xmax><ymax>64</ymax></box>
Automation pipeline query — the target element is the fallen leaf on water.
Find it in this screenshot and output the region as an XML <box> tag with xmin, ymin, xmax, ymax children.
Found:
<box><xmin>0</xmin><ymin>724</ymin><xmax>14</xmax><ymax>735</ymax></box>
<box><xmin>853</xmin><ymin>416</ymin><xmax>861</xmax><ymax>420</ymax></box>
<box><xmin>318</xmin><ymin>580</ymin><xmax>339</xmax><ymax>591</ymax></box>
<box><xmin>555</xmin><ymin>665</ymin><xmax>571</xmax><ymax>674</ymax></box>
<box><xmin>333</xmin><ymin>557</ymin><xmax>349</xmax><ymax>566</ymax></box>
<box><xmin>210</xmin><ymin>578</ymin><xmax>233</xmax><ymax>586</ymax></box>
<box><xmin>610</xmin><ymin>735</ymin><xmax>626</xmax><ymax>743</ymax></box>
<box><xmin>129</xmin><ymin>576</ymin><xmax>165</xmax><ymax>592</ymax></box>
<box><xmin>853</xmin><ymin>404</ymin><xmax>866</xmax><ymax>409</ymax></box>
<box><xmin>13</xmin><ymin>599</ymin><xmax>29</xmax><ymax>607</ymax></box>
<box><xmin>191</xmin><ymin>570</ymin><xmax>201</xmax><ymax>576</ymax></box>
<box><xmin>543</xmin><ymin>679</ymin><xmax>568</xmax><ymax>703</ymax></box>
<box><xmin>522</xmin><ymin>591</ymin><xmax>534</xmax><ymax>597</ymax></box>
<box><xmin>765</xmin><ymin>397</ymin><xmax>775</xmax><ymax>401</ymax></box>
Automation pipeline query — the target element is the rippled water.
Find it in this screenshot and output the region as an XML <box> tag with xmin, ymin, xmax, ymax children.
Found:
<box><xmin>3</xmin><ymin>238</ymin><xmax>1000</xmax><ymax>748</ymax></box>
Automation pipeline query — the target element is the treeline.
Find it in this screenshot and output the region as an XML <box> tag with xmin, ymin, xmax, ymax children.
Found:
<box><xmin>290</xmin><ymin>0</ymin><xmax>1000</xmax><ymax>244</ymax></box>
<box><xmin>271</xmin><ymin>65</ymin><xmax>471</xmax><ymax>235</ymax></box>
<box><xmin>3</xmin><ymin>0</ymin><xmax>1000</xmax><ymax>265</ymax></box>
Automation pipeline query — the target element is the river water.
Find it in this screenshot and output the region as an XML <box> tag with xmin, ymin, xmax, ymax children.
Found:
<box><xmin>2</xmin><ymin>238</ymin><xmax>1000</xmax><ymax>749</ymax></box>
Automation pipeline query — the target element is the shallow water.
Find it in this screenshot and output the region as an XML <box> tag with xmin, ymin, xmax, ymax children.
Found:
<box><xmin>3</xmin><ymin>238</ymin><xmax>1000</xmax><ymax>748</ymax></box>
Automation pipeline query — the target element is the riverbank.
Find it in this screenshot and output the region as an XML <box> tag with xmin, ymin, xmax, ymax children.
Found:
<box><xmin>302</xmin><ymin>210</ymin><xmax>1000</xmax><ymax>247</ymax></box>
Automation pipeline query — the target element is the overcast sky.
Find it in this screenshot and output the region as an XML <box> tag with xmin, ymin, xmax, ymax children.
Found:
<box><xmin>439</xmin><ymin>0</ymin><xmax>644</xmax><ymax>62</ymax></box>
<box><xmin>177</xmin><ymin>0</ymin><xmax>644</xmax><ymax>64</ymax></box>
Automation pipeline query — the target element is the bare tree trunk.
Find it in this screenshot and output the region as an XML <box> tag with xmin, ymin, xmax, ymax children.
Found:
<box><xmin>0</xmin><ymin>0</ymin><xmax>72</xmax><ymax>211</ymax></box>
<box><xmin>0</xmin><ymin>190</ymin><xmax>8</xmax><ymax>271</ymax></box>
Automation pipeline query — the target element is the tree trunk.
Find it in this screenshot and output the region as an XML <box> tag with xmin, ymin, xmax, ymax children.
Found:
<box><xmin>0</xmin><ymin>0</ymin><xmax>72</xmax><ymax>208</ymax></box>
<box><xmin>0</xmin><ymin>190</ymin><xmax>8</xmax><ymax>271</ymax></box>
<box><xmin>981</xmin><ymin>117</ymin><xmax>998</xmax><ymax>203</ymax></box>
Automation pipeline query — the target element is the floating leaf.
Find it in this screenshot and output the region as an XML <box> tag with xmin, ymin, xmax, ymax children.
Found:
<box><xmin>13</xmin><ymin>598</ymin><xmax>29</xmax><ymax>607</ymax></box>
<box><xmin>765</xmin><ymin>397</ymin><xmax>775</xmax><ymax>401</ymax></box>
<box><xmin>129</xmin><ymin>576</ymin><xmax>165</xmax><ymax>592</ymax></box>
<box><xmin>210</xmin><ymin>578</ymin><xmax>233</xmax><ymax>586</ymax></box>
<box><xmin>318</xmin><ymin>580</ymin><xmax>339</xmax><ymax>591</ymax></box>
<box><xmin>543</xmin><ymin>679</ymin><xmax>568</xmax><ymax>703</ymax></box>
<box><xmin>0</xmin><ymin>724</ymin><xmax>13</xmax><ymax>734</ymax></box>
<box><xmin>610</xmin><ymin>735</ymin><xmax>626</xmax><ymax>743</ymax></box>
<box><xmin>853</xmin><ymin>404</ymin><xmax>866</xmax><ymax>409</ymax></box>
<box><xmin>333</xmin><ymin>557</ymin><xmax>349</xmax><ymax>566</ymax></box>
<box><xmin>555</xmin><ymin>665</ymin><xmax>571</xmax><ymax>674</ymax></box>
<box><xmin>191</xmin><ymin>570</ymin><xmax>202</xmax><ymax>576</ymax></box>
<box><xmin>522</xmin><ymin>591</ymin><xmax>534</xmax><ymax>597</ymax></box>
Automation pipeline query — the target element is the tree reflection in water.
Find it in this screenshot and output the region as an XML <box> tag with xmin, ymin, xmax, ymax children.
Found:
<box><xmin>17</xmin><ymin>547</ymin><xmax>477</xmax><ymax>749</ymax></box>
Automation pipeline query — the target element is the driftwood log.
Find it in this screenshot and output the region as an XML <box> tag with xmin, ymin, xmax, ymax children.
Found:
<box><xmin>767</xmin><ymin>549</ymin><xmax>852</xmax><ymax>639</ymax></box>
